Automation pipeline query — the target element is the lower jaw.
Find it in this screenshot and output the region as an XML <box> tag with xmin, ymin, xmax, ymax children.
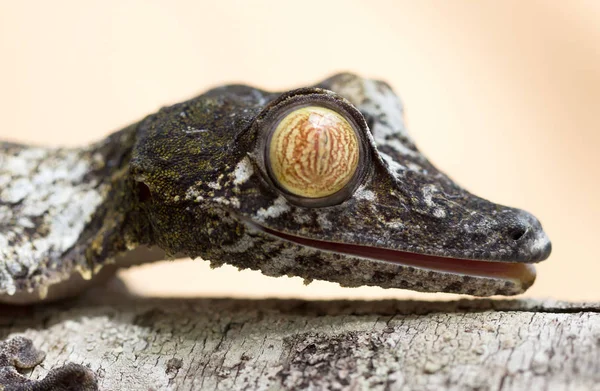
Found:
<box><xmin>252</xmin><ymin>223</ymin><xmax>536</xmax><ymax>287</ymax></box>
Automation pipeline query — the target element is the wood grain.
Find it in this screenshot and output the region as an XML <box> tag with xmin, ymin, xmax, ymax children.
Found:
<box><xmin>1</xmin><ymin>291</ymin><xmax>598</xmax><ymax>391</ymax></box>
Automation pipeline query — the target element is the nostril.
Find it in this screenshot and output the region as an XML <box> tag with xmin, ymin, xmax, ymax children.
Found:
<box><xmin>509</xmin><ymin>226</ymin><xmax>528</xmax><ymax>241</ymax></box>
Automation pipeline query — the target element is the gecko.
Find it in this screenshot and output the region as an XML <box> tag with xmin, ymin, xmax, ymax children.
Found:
<box><xmin>0</xmin><ymin>73</ymin><xmax>551</xmax><ymax>390</ymax></box>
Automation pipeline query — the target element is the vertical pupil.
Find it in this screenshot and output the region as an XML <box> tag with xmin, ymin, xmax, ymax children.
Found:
<box><xmin>268</xmin><ymin>106</ymin><xmax>359</xmax><ymax>198</ymax></box>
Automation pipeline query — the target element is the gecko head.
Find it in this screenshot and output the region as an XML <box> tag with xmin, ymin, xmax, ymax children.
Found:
<box><xmin>131</xmin><ymin>73</ymin><xmax>551</xmax><ymax>296</ymax></box>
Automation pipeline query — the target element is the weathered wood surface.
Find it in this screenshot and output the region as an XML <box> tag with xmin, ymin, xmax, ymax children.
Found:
<box><xmin>1</xmin><ymin>291</ymin><xmax>599</xmax><ymax>391</ymax></box>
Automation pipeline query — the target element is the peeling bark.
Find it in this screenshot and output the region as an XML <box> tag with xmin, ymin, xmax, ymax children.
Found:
<box><xmin>1</xmin><ymin>292</ymin><xmax>598</xmax><ymax>391</ymax></box>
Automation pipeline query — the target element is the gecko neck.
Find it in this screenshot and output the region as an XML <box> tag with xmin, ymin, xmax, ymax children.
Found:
<box><xmin>0</xmin><ymin>121</ymin><xmax>162</xmax><ymax>303</ymax></box>
<box><xmin>64</xmin><ymin>123</ymin><xmax>157</xmax><ymax>276</ymax></box>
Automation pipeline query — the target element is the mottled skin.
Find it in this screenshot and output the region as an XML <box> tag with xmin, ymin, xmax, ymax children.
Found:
<box><xmin>0</xmin><ymin>74</ymin><xmax>551</xmax><ymax>389</ymax></box>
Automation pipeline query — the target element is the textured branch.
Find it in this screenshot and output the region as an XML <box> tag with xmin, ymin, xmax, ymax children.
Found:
<box><xmin>1</xmin><ymin>291</ymin><xmax>598</xmax><ymax>391</ymax></box>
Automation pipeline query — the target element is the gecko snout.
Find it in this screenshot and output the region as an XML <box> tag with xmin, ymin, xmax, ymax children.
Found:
<box><xmin>509</xmin><ymin>210</ymin><xmax>552</xmax><ymax>262</ymax></box>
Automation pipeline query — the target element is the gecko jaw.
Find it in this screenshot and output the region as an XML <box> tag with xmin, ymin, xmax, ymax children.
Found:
<box><xmin>248</xmin><ymin>222</ymin><xmax>536</xmax><ymax>289</ymax></box>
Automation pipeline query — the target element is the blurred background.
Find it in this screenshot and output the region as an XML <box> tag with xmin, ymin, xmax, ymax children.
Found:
<box><xmin>0</xmin><ymin>1</ymin><xmax>598</xmax><ymax>301</ymax></box>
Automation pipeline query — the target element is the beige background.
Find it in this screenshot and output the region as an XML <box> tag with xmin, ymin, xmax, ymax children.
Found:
<box><xmin>1</xmin><ymin>1</ymin><xmax>598</xmax><ymax>301</ymax></box>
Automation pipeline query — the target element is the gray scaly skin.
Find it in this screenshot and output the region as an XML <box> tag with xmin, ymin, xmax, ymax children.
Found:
<box><xmin>0</xmin><ymin>74</ymin><xmax>551</xmax><ymax>389</ymax></box>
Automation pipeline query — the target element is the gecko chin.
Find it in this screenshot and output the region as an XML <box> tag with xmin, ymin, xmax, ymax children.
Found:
<box><xmin>243</xmin><ymin>220</ymin><xmax>545</xmax><ymax>296</ymax></box>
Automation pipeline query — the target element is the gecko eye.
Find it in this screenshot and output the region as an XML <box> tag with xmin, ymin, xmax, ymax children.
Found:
<box><xmin>265</xmin><ymin>104</ymin><xmax>363</xmax><ymax>205</ymax></box>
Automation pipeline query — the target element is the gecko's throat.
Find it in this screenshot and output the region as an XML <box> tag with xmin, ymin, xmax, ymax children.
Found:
<box><xmin>251</xmin><ymin>223</ymin><xmax>537</xmax><ymax>288</ymax></box>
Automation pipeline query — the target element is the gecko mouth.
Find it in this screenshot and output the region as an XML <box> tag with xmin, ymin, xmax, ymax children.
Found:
<box><xmin>251</xmin><ymin>223</ymin><xmax>536</xmax><ymax>286</ymax></box>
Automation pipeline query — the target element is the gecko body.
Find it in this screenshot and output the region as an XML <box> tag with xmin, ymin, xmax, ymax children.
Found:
<box><xmin>0</xmin><ymin>74</ymin><xmax>551</xmax><ymax>390</ymax></box>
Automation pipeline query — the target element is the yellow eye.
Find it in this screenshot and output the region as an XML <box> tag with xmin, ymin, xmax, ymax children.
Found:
<box><xmin>268</xmin><ymin>106</ymin><xmax>360</xmax><ymax>198</ymax></box>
